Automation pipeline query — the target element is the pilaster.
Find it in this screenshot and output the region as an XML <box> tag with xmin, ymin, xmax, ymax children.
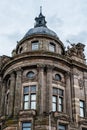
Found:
<box><xmin>46</xmin><ymin>65</ymin><xmax>53</xmax><ymax>113</ymax></box>
<box><xmin>37</xmin><ymin>64</ymin><xmax>45</xmax><ymax>114</ymax></box>
<box><xmin>83</xmin><ymin>72</ymin><xmax>87</xmax><ymax>117</ymax></box>
<box><xmin>1</xmin><ymin>81</ymin><xmax>6</xmax><ymax>116</ymax></box>
<box><xmin>14</xmin><ymin>68</ymin><xmax>22</xmax><ymax>115</ymax></box>
<box><xmin>0</xmin><ymin>76</ymin><xmax>2</xmax><ymax>116</ymax></box>
<box><xmin>72</xmin><ymin>71</ymin><xmax>80</xmax><ymax>123</ymax></box>
<box><xmin>65</xmin><ymin>72</ymin><xmax>72</xmax><ymax>119</ymax></box>
<box><xmin>8</xmin><ymin>72</ymin><xmax>16</xmax><ymax>116</ymax></box>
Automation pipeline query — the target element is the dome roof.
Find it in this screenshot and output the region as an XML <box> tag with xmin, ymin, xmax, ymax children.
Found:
<box><xmin>24</xmin><ymin>26</ymin><xmax>58</xmax><ymax>39</ymax></box>
<box><xmin>22</xmin><ymin>9</ymin><xmax>59</xmax><ymax>40</ymax></box>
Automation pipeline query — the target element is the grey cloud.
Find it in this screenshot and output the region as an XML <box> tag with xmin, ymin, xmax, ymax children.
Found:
<box><xmin>48</xmin><ymin>14</ymin><xmax>63</xmax><ymax>28</ymax></box>
<box><xmin>66</xmin><ymin>31</ymin><xmax>87</xmax><ymax>44</ymax></box>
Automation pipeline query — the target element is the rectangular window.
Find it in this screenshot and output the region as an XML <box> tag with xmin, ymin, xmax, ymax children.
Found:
<box><xmin>49</xmin><ymin>43</ymin><xmax>55</xmax><ymax>52</ymax></box>
<box><xmin>22</xmin><ymin>122</ymin><xmax>32</xmax><ymax>130</ymax></box>
<box><xmin>59</xmin><ymin>124</ymin><xmax>66</xmax><ymax>130</ymax></box>
<box><xmin>52</xmin><ymin>88</ymin><xmax>64</xmax><ymax>112</ymax></box>
<box><xmin>80</xmin><ymin>100</ymin><xmax>85</xmax><ymax>117</ymax></box>
<box><xmin>23</xmin><ymin>85</ymin><xmax>36</xmax><ymax>110</ymax></box>
<box><xmin>32</xmin><ymin>42</ymin><xmax>39</xmax><ymax>50</ymax></box>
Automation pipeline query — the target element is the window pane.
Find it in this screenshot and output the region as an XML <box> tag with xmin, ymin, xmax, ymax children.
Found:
<box><xmin>30</xmin><ymin>86</ymin><xmax>36</xmax><ymax>92</ymax></box>
<box><xmin>49</xmin><ymin>43</ymin><xmax>55</xmax><ymax>52</ymax></box>
<box><xmin>53</xmin><ymin>88</ymin><xmax>58</xmax><ymax>95</ymax></box>
<box><xmin>24</xmin><ymin>87</ymin><xmax>29</xmax><ymax>94</ymax></box>
<box><xmin>32</xmin><ymin>42</ymin><xmax>39</xmax><ymax>50</ymax></box>
<box><xmin>59</xmin><ymin>89</ymin><xmax>63</xmax><ymax>96</ymax></box>
<box><xmin>55</xmin><ymin>74</ymin><xmax>61</xmax><ymax>81</ymax></box>
<box><xmin>27</xmin><ymin>71</ymin><xmax>35</xmax><ymax>78</ymax></box>
<box><xmin>22</xmin><ymin>122</ymin><xmax>31</xmax><ymax>130</ymax></box>
<box><xmin>31</xmin><ymin>102</ymin><xmax>36</xmax><ymax>109</ymax></box>
<box><xmin>23</xmin><ymin>128</ymin><xmax>31</xmax><ymax>130</ymax></box>
<box><xmin>52</xmin><ymin>103</ymin><xmax>56</xmax><ymax>111</ymax></box>
<box><xmin>23</xmin><ymin>122</ymin><xmax>31</xmax><ymax>127</ymax></box>
<box><xmin>80</xmin><ymin>101</ymin><xmax>84</xmax><ymax>107</ymax></box>
<box><xmin>31</xmin><ymin>94</ymin><xmax>36</xmax><ymax>100</ymax></box>
<box><xmin>59</xmin><ymin>97</ymin><xmax>63</xmax><ymax>104</ymax></box>
<box><xmin>52</xmin><ymin>96</ymin><xmax>57</xmax><ymax>102</ymax></box>
<box><xmin>59</xmin><ymin>105</ymin><xmax>63</xmax><ymax>112</ymax></box>
<box><xmin>80</xmin><ymin>108</ymin><xmax>84</xmax><ymax>117</ymax></box>
<box><xmin>24</xmin><ymin>95</ymin><xmax>29</xmax><ymax>101</ymax></box>
<box><xmin>24</xmin><ymin>102</ymin><xmax>29</xmax><ymax>109</ymax></box>
<box><xmin>59</xmin><ymin>124</ymin><xmax>66</xmax><ymax>130</ymax></box>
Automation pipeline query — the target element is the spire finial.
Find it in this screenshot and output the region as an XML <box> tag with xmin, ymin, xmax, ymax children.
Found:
<box><xmin>40</xmin><ymin>6</ymin><xmax>42</xmax><ymax>14</ymax></box>
<box><xmin>34</xmin><ymin>6</ymin><xmax>47</xmax><ymax>28</ymax></box>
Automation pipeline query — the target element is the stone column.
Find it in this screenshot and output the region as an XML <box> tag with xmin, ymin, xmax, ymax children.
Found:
<box><xmin>46</xmin><ymin>65</ymin><xmax>53</xmax><ymax>113</ymax></box>
<box><xmin>0</xmin><ymin>76</ymin><xmax>2</xmax><ymax>116</ymax></box>
<box><xmin>65</xmin><ymin>72</ymin><xmax>72</xmax><ymax>119</ymax></box>
<box><xmin>37</xmin><ymin>64</ymin><xmax>45</xmax><ymax>114</ymax></box>
<box><xmin>8</xmin><ymin>72</ymin><xmax>15</xmax><ymax>116</ymax></box>
<box><xmin>1</xmin><ymin>81</ymin><xmax>6</xmax><ymax>116</ymax></box>
<box><xmin>14</xmin><ymin>69</ymin><xmax>22</xmax><ymax>115</ymax></box>
<box><xmin>83</xmin><ymin>72</ymin><xmax>87</xmax><ymax>117</ymax></box>
<box><xmin>72</xmin><ymin>71</ymin><xmax>80</xmax><ymax>123</ymax></box>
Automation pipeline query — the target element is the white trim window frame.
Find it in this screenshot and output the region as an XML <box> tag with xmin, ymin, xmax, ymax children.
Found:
<box><xmin>23</xmin><ymin>85</ymin><xmax>36</xmax><ymax>110</ymax></box>
<box><xmin>52</xmin><ymin>87</ymin><xmax>64</xmax><ymax>112</ymax></box>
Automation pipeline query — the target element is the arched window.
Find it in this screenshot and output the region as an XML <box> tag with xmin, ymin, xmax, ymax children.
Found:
<box><xmin>27</xmin><ymin>71</ymin><xmax>35</xmax><ymax>78</ymax></box>
<box><xmin>19</xmin><ymin>47</ymin><xmax>23</xmax><ymax>53</ymax></box>
<box><xmin>55</xmin><ymin>74</ymin><xmax>61</xmax><ymax>81</ymax></box>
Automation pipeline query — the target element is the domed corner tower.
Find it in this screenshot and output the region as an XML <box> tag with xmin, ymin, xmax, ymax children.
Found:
<box><xmin>0</xmin><ymin>9</ymin><xmax>87</xmax><ymax>130</ymax></box>
<box><xmin>15</xmin><ymin>9</ymin><xmax>65</xmax><ymax>56</ymax></box>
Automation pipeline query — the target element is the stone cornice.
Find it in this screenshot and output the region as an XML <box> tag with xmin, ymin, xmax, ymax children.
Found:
<box><xmin>1</xmin><ymin>51</ymin><xmax>87</xmax><ymax>77</ymax></box>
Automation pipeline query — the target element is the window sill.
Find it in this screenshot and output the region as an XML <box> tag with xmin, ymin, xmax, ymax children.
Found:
<box><xmin>19</xmin><ymin>109</ymin><xmax>36</xmax><ymax>117</ymax></box>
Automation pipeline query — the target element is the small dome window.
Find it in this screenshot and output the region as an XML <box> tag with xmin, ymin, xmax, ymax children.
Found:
<box><xmin>55</xmin><ymin>74</ymin><xmax>61</xmax><ymax>81</ymax></box>
<box><xmin>32</xmin><ymin>41</ymin><xmax>39</xmax><ymax>50</ymax></box>
<box><xmin>49</xmin><ymin>42</ymin><xmax>55</xmax><ymax>52</ymax></box>
<box><xmin>27</xmin><ymin>71</ymin><xmax>35</xmax><ymax>78</ymax></box>
<box><xmin>19</xmin><ymin>47</ymin><xmax>23</xmax><ymax>53</ymax></box>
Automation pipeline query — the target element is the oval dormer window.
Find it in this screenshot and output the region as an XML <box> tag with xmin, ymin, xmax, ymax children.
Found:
<box><xmin>55</xmin><ymin>74</ymin><xmax>61</xmax><ymax>81</ymax></box>
<box><xmin>27</xmin><ymin>71</ymin><xmax>35</xmax><ymax>78</ymax></box>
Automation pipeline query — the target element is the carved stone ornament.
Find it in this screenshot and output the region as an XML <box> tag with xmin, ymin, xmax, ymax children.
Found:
<box><xmin>78</xmin><ymin>78</ymin><xmax>84</xmax><ymax>89</ymax></box>
<box><xmin>66</xmin><ymin>42</ymin><xmax>85</xmax><ymax>59</ymax></box>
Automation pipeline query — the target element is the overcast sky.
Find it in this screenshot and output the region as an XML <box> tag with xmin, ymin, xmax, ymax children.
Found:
<box><xmin>0</xmin><ymin>0</ymin><xmax>87</xmax><ymax>59</ymax></box>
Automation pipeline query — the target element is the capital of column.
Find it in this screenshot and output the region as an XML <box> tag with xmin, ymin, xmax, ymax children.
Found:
<box><xmin>14</xmin><ymin>67</ymin><xmax>23</xmax><ymax>76</ymax></box>
<box><xmin>65</xmin><ymin>71</ymin><xmax>71</xmax><ymax>79</ymax></box>
<box><xmin>46</xmin><ymin>65</ymin><xmax>54</xmax><ymax>72</ymax></box>
<box><xmin>10</xmin><ymin>72</ymin><xmax>15</xmax><ymax>79</ymax></box>
<box><xmin>37</xmin><ymin>64</ymin><xmax>45</xmax><ymax>71</ymax></box>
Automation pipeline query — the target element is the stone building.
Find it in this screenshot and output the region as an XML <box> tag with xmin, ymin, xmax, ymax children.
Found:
<box><xmin>0</xmin><ymin>10</ymin><xmax>87</xmax><ymax>130</ymax></box>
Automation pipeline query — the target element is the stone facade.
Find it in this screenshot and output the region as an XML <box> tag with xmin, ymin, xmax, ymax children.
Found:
<box><xmin>0</xmin><ymin>11</ymin><xmax>87</xmax><ymax>130</ymax></box>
